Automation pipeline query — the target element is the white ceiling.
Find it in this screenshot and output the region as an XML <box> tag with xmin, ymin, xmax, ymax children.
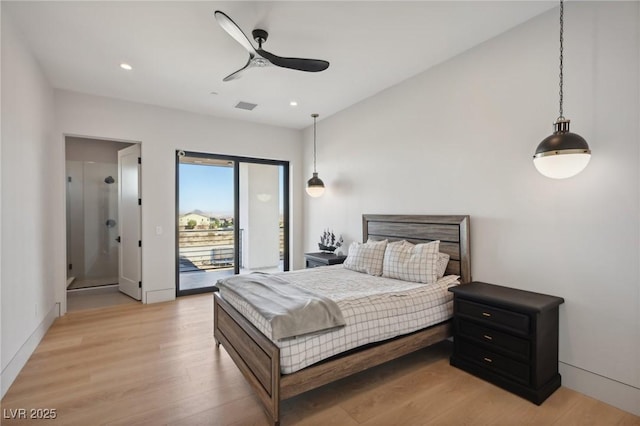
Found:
<box><xmin>4</xmin><ymin>1</ymin><xmax>556</xmax><ymax>129</ymax></box>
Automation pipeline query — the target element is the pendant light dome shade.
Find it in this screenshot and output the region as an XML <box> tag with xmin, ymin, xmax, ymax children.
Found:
<box><xmin>534</xmin><ymin>119</ymin><xmax>591</xmax><ymax>179</ymax></box>
<box><xmin>534</xmin><ymin>0</ymin><xmax>591</xmax><ymax>179</ymax></box>
<box><xmin>306</xmin><ymin>113</ymin><xmax>325</xmax><ymax>197</ymax></box>
<box><xmin>306</xmin><ymin>172</ymin><xmax>325</xmax><ymax>197</ymax></box>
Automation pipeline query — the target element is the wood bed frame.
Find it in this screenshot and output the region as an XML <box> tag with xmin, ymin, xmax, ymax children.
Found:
<box><xmin>213</xmin><ymin>215</ymin><xmax>471</xmax><ymax>425</ymax></box>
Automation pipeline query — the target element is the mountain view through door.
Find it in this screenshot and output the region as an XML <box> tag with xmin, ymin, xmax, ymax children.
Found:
<box><xmin>176</xmin><ymin>152</ymin><xmax>289</xmax><ymax>295</ymax></box>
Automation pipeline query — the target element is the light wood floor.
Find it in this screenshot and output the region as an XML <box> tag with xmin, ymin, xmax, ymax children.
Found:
<box><xmin>2</xmin><ymin>294</ymin><xmax>638</xmax><ymax>425</ymax></box>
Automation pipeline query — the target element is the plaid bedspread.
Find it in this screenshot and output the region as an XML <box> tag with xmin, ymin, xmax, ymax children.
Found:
<box><xmin>220</xmin><ymin>265</ymin><xmax>459</xmax><ymax>374</ymax></box>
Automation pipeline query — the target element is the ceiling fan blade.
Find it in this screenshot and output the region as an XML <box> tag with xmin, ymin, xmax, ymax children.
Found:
<box><xmin>223</xmin><ymin>58</ymin><xmax>253</xmax><ymax>82</ymax></box>
<box><xmin>214</xmin><ymin>11</ymin><xmax>257</xmax><ymax>56</ymax></box>
<box><xmin>258</xmin><ymin>49</ymin><xmax>329</xmax><ymax>73</ymax></box>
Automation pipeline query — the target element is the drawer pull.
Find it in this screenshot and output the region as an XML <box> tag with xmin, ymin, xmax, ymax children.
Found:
<box><xmin>482</xmin><ymin>312</ymin><xmax>492</xmax><ymax>317</ymax></box>
<box><xmin>483</xmin><ymin>357</ymin><xmax>493</xmax><ymax>363</ymax></box>
<box><xmin>483</xmin><ymin>334</ymin><xmax>493</xmax><ymax>341</ymax></box>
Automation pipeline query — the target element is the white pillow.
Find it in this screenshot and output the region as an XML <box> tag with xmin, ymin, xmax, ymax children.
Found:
<box><xmin>343</xmin><ymin>239</ymin><xmax>388</xmax><ymax>276</ymax></box>
<box><xmin>438</xmin><ymin>274</ymin><xmax>461</xmax><ymax>289</ymax></box>
<box><xmin>382</xmin><ymin>240</ymin><xmax>440</xmax><ymax>284</ymax></box>
<box><xmin>436</xmin><ymin>252</ymin><xmax>450</xmax><ymax>278</ymax></box>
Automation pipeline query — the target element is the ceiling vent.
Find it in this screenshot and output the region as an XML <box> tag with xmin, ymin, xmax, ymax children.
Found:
<box><xmin>235</xmin><ymin>101</ymin><xmax>257</xmax><ymax>111</ymax></box>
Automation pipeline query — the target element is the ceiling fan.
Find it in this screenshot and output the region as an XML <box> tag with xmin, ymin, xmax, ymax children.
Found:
<box><xmin>214</xmin><ymin>11</ymin><xmax>330</xmax><ymax>82</ymax></box>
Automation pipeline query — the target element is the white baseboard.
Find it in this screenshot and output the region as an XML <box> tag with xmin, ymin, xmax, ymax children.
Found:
<box><xmin>145</xmin><ymin>289</ymin><xmax>174</xmax><ymax>304</ymax></box>
<box><xmin>1</xmin><ymin>303</ymin><xmax>59</xmax><ymax>398</ymax></box>
<box><xmin>559</xmin><ymin>362</ymin><xmax>640</xmax><ymax>416</ymax></box>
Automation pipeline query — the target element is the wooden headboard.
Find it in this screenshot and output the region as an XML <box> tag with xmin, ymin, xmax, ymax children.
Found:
<box><xmin>363</xmin><ymin>214</ymin><xmax>471</xmax><ymax>283</ymax></box>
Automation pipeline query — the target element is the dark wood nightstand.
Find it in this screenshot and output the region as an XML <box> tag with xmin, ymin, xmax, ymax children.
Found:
<box><xmin>304</xmin><ymin>252</ymin><xmax>347</xmax><ymax>268</ymax></box>
<box><xmin>449</xmin><ymin>282</ymin><xmax>564</xmax><ymax>405</ymax></box>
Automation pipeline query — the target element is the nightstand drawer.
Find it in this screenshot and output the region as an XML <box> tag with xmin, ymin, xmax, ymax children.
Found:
<box><xmin>305</xmin><ymin>259</ymin><xmax>324</xmax><ymax>268</ymax></box>
<box><xmin>458</xmin><ymin>339</ymin><xmax>530</xmax><ymax>385</ymax></box>
<box><xmin>458</xmin><ymin>319</ymin><xmax>530</xmax><ymax>361</ymax></box>
<box><xmin>457</xmin><ymin>299</ymin><xmax>530</xmax><ymax>334</ymax></box>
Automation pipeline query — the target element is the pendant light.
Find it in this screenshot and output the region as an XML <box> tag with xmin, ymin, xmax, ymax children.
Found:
<box><xmin>306</xmin><ymin>113</ymin><xmax>325</xmax><ymax>197</ymax></box>
<box><xmin>533</xmin><ymin>0</ymin><xmax>591</xmax><ymax>179</ymax></box>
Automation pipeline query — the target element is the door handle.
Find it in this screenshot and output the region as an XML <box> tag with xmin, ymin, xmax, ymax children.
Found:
<box><xmin>116</xmin><ymin>236</ymin><xmax>121</xmax><ymax>243</ymax></box>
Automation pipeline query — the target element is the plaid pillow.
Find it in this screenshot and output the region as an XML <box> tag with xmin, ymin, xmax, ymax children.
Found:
<box><xmin>437</xmin><ymin>252</ymin><xmax>450</xmax><ymax>278</ymax></box>
<box><xmin>343</xmin><ymin>239</ymin><xmax>388</xmax><ymax>276</ymax></box>
<box><xmin>382</xmin><ymin>240</ymin><xmax>440</xmax><ymax>284</ymax></box>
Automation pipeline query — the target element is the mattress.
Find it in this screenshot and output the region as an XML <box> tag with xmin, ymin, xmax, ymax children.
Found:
<box><xmin>219</xmin><ymin>265</ymin><xmax>459</xmax><ymax>374</ymax></box>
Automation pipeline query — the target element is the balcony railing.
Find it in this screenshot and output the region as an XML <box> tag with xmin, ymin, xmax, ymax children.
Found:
<box><xmin>178</xmin><ymin>227</ymin><xmax>284</xmax><ymax>274</ymax></box>
<box><xmin>178</xmin><ymin>229</ymin><xmax>235</xmax><ymax>273</ymax></box>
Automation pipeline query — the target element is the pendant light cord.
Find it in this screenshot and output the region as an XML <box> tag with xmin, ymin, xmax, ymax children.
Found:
<box><xmin>558</xmin><ymin>0</ymin><xmax>564</xmax><ymax>120</ymax></box>
<box><xmin>312</xmin><ymin>114</ymin><xmax>318</xmax><ymax>173</ymax></box>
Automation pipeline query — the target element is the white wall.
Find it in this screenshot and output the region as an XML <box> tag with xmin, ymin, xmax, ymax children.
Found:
<box><xmin>54</xmin><ymin>90</ymin><xmax>303</xmax><ymax>309</ymax></box>
<box><xmin>1</xmin><ymin>3</ymin><xmax>4</xmax><ymax>396</ymax></box>
<box><xmin>303</xmin><ymin>2</ymin><xmax>640</xmax><ymax>415</ymax></box>
<box><xmin>1</xmin><ymin>9</ymin><xmax>59</xmax><ymax>397</ymax></box>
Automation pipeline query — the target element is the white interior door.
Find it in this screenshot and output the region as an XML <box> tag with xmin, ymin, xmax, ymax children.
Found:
<box><xmin>118</xmin><ymin>144</ymin><xmax>142</xmax><ymax>300</ymax></box>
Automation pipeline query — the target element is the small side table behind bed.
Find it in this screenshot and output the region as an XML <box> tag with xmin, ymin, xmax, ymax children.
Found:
<box><xmin>304</xmin><ymin>252</ymin><xmax>347</xmax><ymax>268</ymax></box>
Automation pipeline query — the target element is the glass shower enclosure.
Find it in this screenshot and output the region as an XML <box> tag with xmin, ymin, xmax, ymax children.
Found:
<box><xmin>66</xmin><ymin>161</ymin><xmax>120</xmax><ymax>289</ymax></box>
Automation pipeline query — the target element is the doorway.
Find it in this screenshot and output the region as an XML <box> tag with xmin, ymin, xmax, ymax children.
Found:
<box><xmin>176</xmin><ymin>151</ymin><xmax>289</xmax><ymax>296</ymax></box>
<box><xmin>65</xmin><ymin>137</ymin><xmax>141</xmax><ymax>311</ymax></box>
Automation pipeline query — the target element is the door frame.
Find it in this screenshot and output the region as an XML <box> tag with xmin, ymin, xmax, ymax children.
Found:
<box><xmin>62</xmin><ymin>134</ymin><xmax>142</xmax><ymax>314</ymax></box>
<box><xmin>175</xmin><ymin>150</ymin><xmax>290</xmax><ymax>296</ymax></box>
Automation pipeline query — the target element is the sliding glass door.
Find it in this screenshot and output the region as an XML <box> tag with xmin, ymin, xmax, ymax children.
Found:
<box><xmin>176</xmin><ymin>151</ymin><xmax>289</xmax><ymax>295</ymax></box>
<box><xmin>238</xmin><ymin>162</ymin><xmax>286</xmax><ymax>275</ymax></box>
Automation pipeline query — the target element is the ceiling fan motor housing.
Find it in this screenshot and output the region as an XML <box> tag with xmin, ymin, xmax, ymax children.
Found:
<box><xmin>252</xmin><ymin>29</ymin><xmax>268</xmax><ymax>46</ymax></box>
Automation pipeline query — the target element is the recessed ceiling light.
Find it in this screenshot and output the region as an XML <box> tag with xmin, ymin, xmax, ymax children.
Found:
<box><xmin>120</xmin><ymin>63</ymin><xmax>133</xmax><ymax>71</ymax></box>
<box><xmin>289</xmin><ymin>101</ymin><xmax>298</xmax><ymax>107</ymax></box>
